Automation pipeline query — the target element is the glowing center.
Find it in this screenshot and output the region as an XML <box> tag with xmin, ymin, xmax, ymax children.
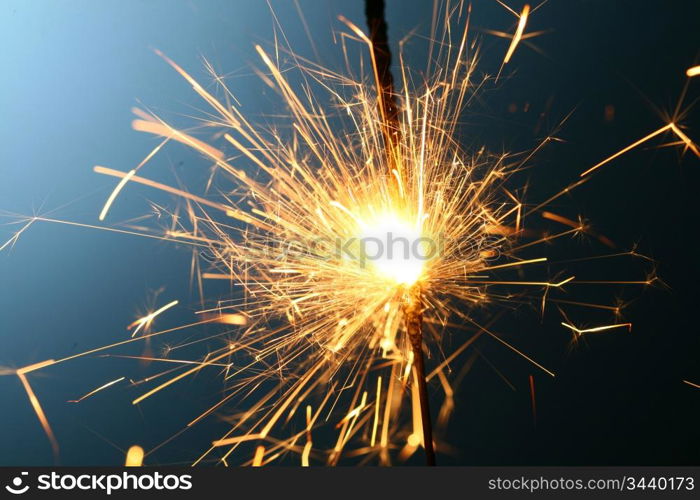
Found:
<box><xmin>359</xmin><ymin>213</ymin><xmax>426</xmax><ymax>286</ymax></box>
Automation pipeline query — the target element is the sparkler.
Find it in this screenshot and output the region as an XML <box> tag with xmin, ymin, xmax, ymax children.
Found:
<box><xmin>365</xmin><ymin>0</ymin><xmax>435</xmax><ymax>465</ymax></box>
<box><xmin>4</xmin><ymin>0</ymin><xmax>699</xmax><ymax>466</ymax></box>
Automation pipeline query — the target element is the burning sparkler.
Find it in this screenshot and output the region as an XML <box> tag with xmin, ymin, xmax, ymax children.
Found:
<box><xmin>3</xmin><ymin>0</ymin><xmax>698</xmax><ymax>466</ymax></box>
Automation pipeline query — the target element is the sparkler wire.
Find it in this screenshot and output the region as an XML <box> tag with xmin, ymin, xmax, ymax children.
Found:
<box><xmin>365</xmin><ymin>0</ymin><xmax>436</xmax><ymax>465</ymax></box>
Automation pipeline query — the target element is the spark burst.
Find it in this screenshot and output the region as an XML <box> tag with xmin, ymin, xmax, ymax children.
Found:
<box><xmin>3</xmin><ymin>1</ymin><xmax>699</xmax><ymax>466</ymax></box>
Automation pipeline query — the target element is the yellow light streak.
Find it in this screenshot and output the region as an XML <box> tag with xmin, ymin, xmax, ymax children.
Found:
<box><xmin>561</xmin><ymin>322</ymin><xmax>632</xmax><ymax>336</ymax></box>
<box><xmin>17</xmin><ymin>373</ymin><xmax>59</xmax><ymax>457</ymax></box>
<box><xmin>68</xmin><ymin>377</ymin><xmax>126</xmax><ymax>403</ymax></box>
<box><xmin>5</xmin><ymin>0</ymin><xmax>686</xmax><ymax>466</ymax></box>
<box><xmin>581</xmin><ymin>123</ymin><xmax>699</xmax><ymax>177</ymax></box>
<box><xmin>127</xmin><ymin>300</ymin><xmax>179</xmax><ymax>337</ymax></box>
<box><xmin>686</xmin><ymin>66</ymin><xmax>700</xmax><ymax>77</ymax></box>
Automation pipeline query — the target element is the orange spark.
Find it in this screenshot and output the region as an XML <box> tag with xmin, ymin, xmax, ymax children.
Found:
<box><xmin>669</xmin><ymin>123</ymin><xmax>700</xmax><ymax>158</ymax></box>
<box><xmin>127</xmin><ymin>300</ymin><xmax>179</xmax><ymax>337</ymax></box>
<box><xmin>528</xmin><ymin>374</ymin><xmax>536</xmax><ymax>425</ymax></box>
<box><xmin>201</xmin><ymin>313</ymin><xmax>248</xmax><ymax>326</ymax></box>
<box><xmin>16</xmin><ymin>359</ymin><xmax>56</xmax><ymax>375</ymax></box>
<box><xmin>17</xmin><ymin>373</ymin><xmax>59</xmax><ymax>457</ymax></box>
<box><xmin>370</xmin><ymin>376</ymin><xmax>382</xmax><ymax>448</ymax></box>
<box><xmin>125</xmin><ymin>445</ymin><xmax>145</xmax><ymax>466</ymax></box>
<box><xmin>201</xmin><ymin>273</ymin><xmax>231</xmax><ymax>280</ymax></box>
<box><xmin>68</xmin><ymin>376</ymin><xmax>126</xmax><ymax>403</ymax></box>
<box><xmin>252</xmin><ymin>446</ymin><xmax>265</xmax><ymax>467</ymax></box>
<box><xmin>503</xmin><ymin>4</ymin><xmax>530</xmax><ymax>64</ymax></box>
<box><xmin>6</xmin><ymin>2</ymin><xmax>680</xmax><ymax>466</ymax></box>
<box><xmin>541</xmin><ymin>211</ymin><xmax>579</xmax><ymax>228</ymax></box>
<box><xmin>686</xmin><ymin>65</ymin><xmax>700</xmax><ymax>77</ymax></box>
<box><xmin>0</xmin><ymin>218</ymin><xmax>36</xmax><ymax>252</ymax></box>
<box><xmin>94</xmin><ymin>166</ymin><xmax>233</xmax><ymax>214</ymax></box>
<box><xmin>99</xmin><ymin>169</ymin><xmax>136</xmax><ymax>221</ymax></box>
<box><xmin>581</xmin><ymin>123</ymin><xmax>699</xmax><ymax>177</ymax></box>
<box><xmin>212</xmin><ymin>434</ymin><xmax>264</xmax><ymax>447</ymax></box>
<box><xmin>131</xmin><ymin>116</ymin><xmax>224</xmax><ymax>161</ymax></box>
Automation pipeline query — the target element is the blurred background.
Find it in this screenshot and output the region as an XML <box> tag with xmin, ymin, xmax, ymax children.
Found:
<box><xmin>0</xmin><ymin>0</ymin><xmax>698</xmax><ymax>465</ymax></box>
